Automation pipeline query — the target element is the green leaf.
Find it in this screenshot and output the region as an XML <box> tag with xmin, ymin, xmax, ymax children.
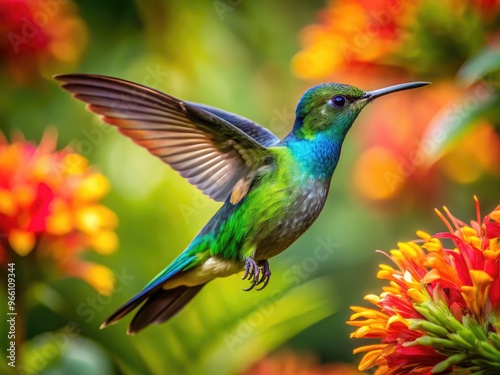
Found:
<box><xmin>471</xmin><ymin>358</ymin><xmax>500</xmax><ymax>369</ymax></box>
<box><xmin>458</xmin><ymin>46</ymin><xmax>500</xmax><ymax>86</ymax></box>
<box><xmin>198</xmin><ymin>276</ymin><xmax>335</xmax><ymax>375</ymax></box>
<box><xmin>418</xmin><ymin>46</ymin><xmax>500</xmax><ymax>167</ymax></box>
<box><xmin>414</xmin><ymin>335</ymin><xmax>458</xmax><ymax>350</ymax></box>
<box><xmin>463</xmin><ymin>315</ymin><xmax>488</xmax><ymax>342</ymax></box>
<box><xmin>477</xmin><ymin>341</ymin><xmax>500</xmax><ymax>363</ymax></box>
<box><xmin>418</xmin><ymin>90</ymin><xmax>499</xmax><ymax>166</ymax></box>
<box><xmin>97</xmin><ymin>274</ymin><xmax>337</xmax><ymax>375</ymax></box>
<box><xmin>14</xmin><ymin>331</ymin><xmax>112</xmax><ymax>375</ymax></box>
<box><xmin>41</xmin><ymin>337</ymin><xmax>113</xmax><ymax>375</ymax></box>
<box><xmin>409</xmin><ymin>319</ymin><xmax>450</xmax><ymax>337</ymax></box>
<box><xmin>489</xmin><ymin>333</ymin><xmax>500</xmax><ymax>351</ymax></box>
<box><xmin>18</xmin><ymin>330</ymin><xmax>66</xmax><ymax>374</ymax></box>
<box><xmin>432</xmin><ymin>353</ymin><xmax>468</xmax><ymax>373</ymax></box>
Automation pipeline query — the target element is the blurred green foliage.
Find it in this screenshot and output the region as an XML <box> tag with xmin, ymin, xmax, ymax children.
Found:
<box><xmin>0</xmin><ymin>0</ymin><xmax>499</xmax><ymax>374</ymax></box>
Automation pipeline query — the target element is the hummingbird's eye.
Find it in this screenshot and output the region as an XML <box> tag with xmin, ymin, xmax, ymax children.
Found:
<box><xmin>331</xmin><ymin>95</ymin><xmax>347</xmax><ymax>108</ymax></box>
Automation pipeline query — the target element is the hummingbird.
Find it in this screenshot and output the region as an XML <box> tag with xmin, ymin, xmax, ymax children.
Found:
<box><xmin>56</xmin><ymin>74</ymin><xmax>428</xmax><ymax>334</ymax></box>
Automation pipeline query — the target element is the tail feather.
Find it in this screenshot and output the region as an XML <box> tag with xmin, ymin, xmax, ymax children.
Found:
<box><xmin>100</xmin><ymin>250</ymin><xmax>200</xmax><ymax>332</ymax></box>
<box><xmin>128</xmin><ymin>284</ymin><xmax>206</xmax><ymax>335</ymax></box>
<box><xmin>100</xmin><ymin>283</ymin><xmax>162</xmax><ymax>329</ymax></box>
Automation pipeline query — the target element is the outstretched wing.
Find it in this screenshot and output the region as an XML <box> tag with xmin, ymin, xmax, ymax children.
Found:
<box><xmin>55</xmin><ymin>74</ymin><xmax>276</xmax><ymax>202</ymax></box>
<box><xmin>188</xmin><ymin>102</ymin><xmax>280</xmax><ymax>147</ymax></box>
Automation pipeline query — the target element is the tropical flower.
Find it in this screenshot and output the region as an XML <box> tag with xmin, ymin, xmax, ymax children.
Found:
<box><xmin>292</xmin><ymin>0</ymin><xmax>419</xmax><ymax>82</ymax></box>
<box><xmin>0</xmin><ymin>0</ymin><xmax>87</xmax><ymax>85</ymax></box>
<box><xmin>293</xmin><ymin>0</ymin><xmax>499</xmax><ymax>82</ymax></box>
<box><xmin>242</xmin><ymin>351</ymin><xmax>362</xmax><ymax>375</ymax></box>
<box><xmin>348</xmin><ymin>197</ymin><xmax>500</xmax><ymax>374</ymax></box>
<box><xmin>293</xmin><ymin>0</ymin><xmax>500</xmax><ymax>208</ymax></box>
<box><xmin>0</xmin><ymin>129</ymin><xmax>117</xmax><ymax>295</ymax></box>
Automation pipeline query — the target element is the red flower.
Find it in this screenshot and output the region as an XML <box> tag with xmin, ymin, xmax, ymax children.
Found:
<box><xmin>0</xmin><ymin>0</ymin><xmax>87</xmax><ymax>85</ymax></box>
<box><xmin>349</xmin><ymin>198</ymin><xmax>500</xmax><ymax>374</ymax></box>
<box><xmin>0</xmin><ymin>129</ymin><xmax>117</xmax><ymax>294</ymax></box>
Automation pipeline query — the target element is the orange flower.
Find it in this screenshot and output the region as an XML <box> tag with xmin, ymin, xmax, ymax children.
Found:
<box><xmin>348</xmin><ymin>197</ymin><xmax>500</xmax><ymax>374</ymax></box>
<box><xmin>0</xmin><ymin>0</ymin><xmax>87</xmax><ymax>85</ymax></box>
<box><xmin>293</xmin><ymin>0</ymin><xmax>499</xmax><ymax>82</ymax></box>
<box><xmin>0</xmin><ymin>130</ymin><xmax>117</xmax><ymax>295</ymax></box>
<box><xmin>292</xmin><ymin>0</ymin><xmax>419</xmax><ymax>81</ymax></box>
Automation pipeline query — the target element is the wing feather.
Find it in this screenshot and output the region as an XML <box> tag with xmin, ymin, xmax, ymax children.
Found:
<box><xmin>56</xmin><ymin>73</ymin><xmax>277</xmax><ymax>202</ymax></box>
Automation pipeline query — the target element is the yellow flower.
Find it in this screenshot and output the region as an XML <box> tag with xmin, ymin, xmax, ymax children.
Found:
<box><xmin>348</xmin><ymin>198</ymin><xmax>500</xmax><ymax>374</ymax></box>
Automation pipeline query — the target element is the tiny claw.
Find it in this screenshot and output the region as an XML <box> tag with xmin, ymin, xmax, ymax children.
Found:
<box><xmin>243</xmin><ymin>282</ymin><xmax>255</xmax><ymax>292</ymax></box>
<box><xmin>241</xmin><ymin>265</ymin><xmax>250</xmax><ymax>280</ymax></box>
<box><xmin>242</xmin><ymin>258</ymin><xmax>272</xmax><ymax>291</ymax></box>
<box><xmin>256</xmin><ymin>260</ymin><xmax>271</xmax><ymax>291</ymax></box>
<box><xmin>255</xmin><ymin>277</ymin><xmax>270</xmax><ymax>291</ymax></box>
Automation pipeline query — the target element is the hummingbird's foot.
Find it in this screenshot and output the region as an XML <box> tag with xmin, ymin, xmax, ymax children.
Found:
<box><xmin>242</xmin><ymin>258</ymin><xmax>271</xmax><ymax>291</ymax></box>
<box><xmin>242</xmin><ymin>257</ymin><xmax>260</xmax><ymax>291</ymax></box>
<box><xmin>255</xmin><ymin>260</ymin><xmax>271</xmax><ymax>291</ymax></box>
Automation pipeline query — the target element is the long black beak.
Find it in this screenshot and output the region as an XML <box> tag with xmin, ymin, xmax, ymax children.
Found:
<box><xmin>363</xmin><ymin>82</ymin><xmax>430</xmax><ymax>100</ymax></box>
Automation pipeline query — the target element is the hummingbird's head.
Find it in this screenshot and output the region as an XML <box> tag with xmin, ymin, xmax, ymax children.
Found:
<box><xmin>293</xmin><ymin>82</ymin><xmax>429</xmax><ymax>141</ymax></box>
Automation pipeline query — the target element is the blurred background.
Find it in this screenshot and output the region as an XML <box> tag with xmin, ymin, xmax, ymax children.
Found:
<box><xmin>0</xmin><ymin>0</ymin><xmax>499</xmax><ymax>374</ymax></box>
